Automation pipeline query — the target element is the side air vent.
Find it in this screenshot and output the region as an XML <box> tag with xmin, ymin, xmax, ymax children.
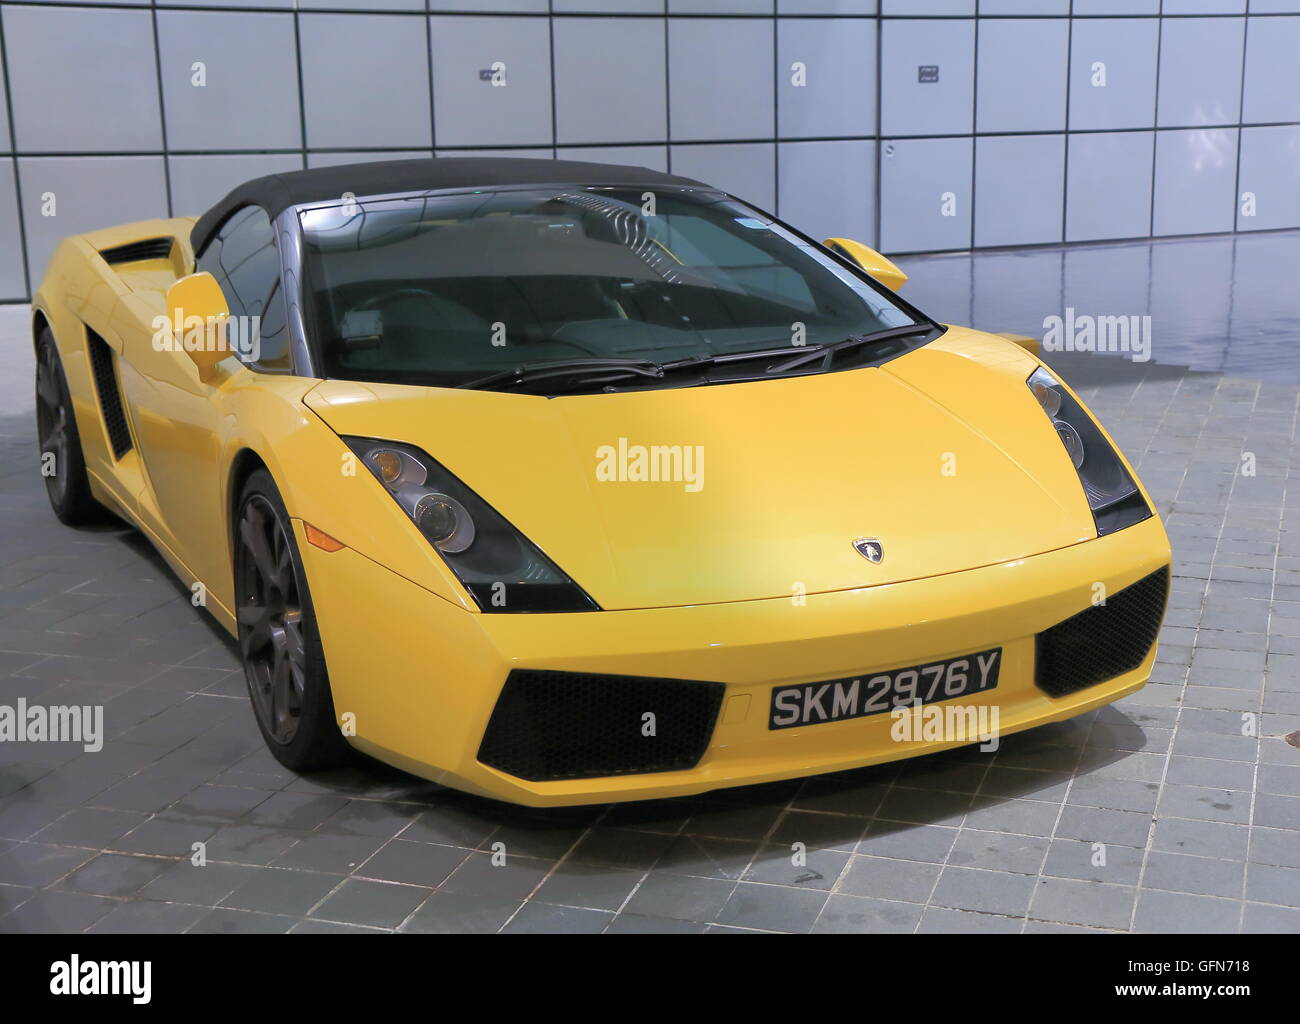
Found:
<box><xmin>99</xmin><ymin>237</ymin><xmax>174</xmax><ymax>264</ymax></box>
<box><xmin>85</xmin><ymin>329</ymin><xmax>133</xmax><ymax>460</ymax></box>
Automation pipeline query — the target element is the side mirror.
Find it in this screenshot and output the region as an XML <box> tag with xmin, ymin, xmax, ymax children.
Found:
<box><xmin>165</xmin><ymin>272</ymin><xmax>231</xmax><ymax>383</ymax></box>
<box><xmin>824</xmin><ymin>237</ymin><xmax>908</xmax><ymax>292</ymax></box>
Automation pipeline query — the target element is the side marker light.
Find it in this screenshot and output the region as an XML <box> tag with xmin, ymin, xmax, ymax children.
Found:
<box><xmin>304</xmin><ymin>523</ymin><xmax>345</xmax><ymax>552</ymax></box>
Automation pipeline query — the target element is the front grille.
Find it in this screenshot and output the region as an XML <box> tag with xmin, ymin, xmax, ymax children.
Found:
<box><xmin>85</xmin><ymin>328</ymin><xmax>133</xmax><ymax>460</ymax></box>
<box><xmin>478</xmin><ymin>670</ymin><xmax>724</xmax><ymax>783</ymax></box>
<box><xmin>99</xmin><ymin>237</ymin><xmax>174</xmax><ymax>264</ymax></box>
<box><xmin>1035</xmin><ymin>567</ymin><xmax>1169</xmax><ymax>698</ymax></box>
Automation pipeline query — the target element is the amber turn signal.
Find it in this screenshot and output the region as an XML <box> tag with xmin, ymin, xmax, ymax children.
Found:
<box><xmin>304</xmin><ymin>522</ymin><xmax>345</xmax><ymax>552</ymax></box>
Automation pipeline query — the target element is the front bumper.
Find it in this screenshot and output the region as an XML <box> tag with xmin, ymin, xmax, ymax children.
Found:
<box><xmin>299</xmin><ymin>515</ymin><xmax>1171</xmax><ymax>807</ymax></box>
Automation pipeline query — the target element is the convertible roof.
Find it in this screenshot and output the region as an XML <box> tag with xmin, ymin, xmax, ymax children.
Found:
<box><xmin>190</xmin><ymin>157</ymin><xmax>708</xmax><ymax>254</ymax></box>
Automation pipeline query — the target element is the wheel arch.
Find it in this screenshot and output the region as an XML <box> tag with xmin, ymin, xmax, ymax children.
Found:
<box><xmin>32</xmin><ymin>308</ymin><xmax>51</xmax><ymax>353</ymax></box>
<box><xmin>226</xmin><ymin>447</ymin><xmax>270</xmax><ymax>559</ymax></box>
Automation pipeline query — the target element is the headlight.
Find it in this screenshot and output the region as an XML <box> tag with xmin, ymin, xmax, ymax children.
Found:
<box><xmin>345</xmin><ymin>437</ymin><xmax>599</xmax><ymax>613</ymax></box>
<box><xmin>1027</xmin><ymin>367</ymin><xmax>1151</xmax><ymax>536</ymax></box>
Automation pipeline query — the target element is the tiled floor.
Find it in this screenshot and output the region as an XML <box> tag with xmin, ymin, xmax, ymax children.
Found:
<box><xmin>1</xmin><ymin>233</ymin><xmax>1298</xmax><ymax>934</ymax></box>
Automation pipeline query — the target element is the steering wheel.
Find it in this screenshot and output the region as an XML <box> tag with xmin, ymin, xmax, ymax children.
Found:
<box><xmin>354</xmin><ymin>287</ymin><xmax>449</xmax><ymax>314</ymax></box>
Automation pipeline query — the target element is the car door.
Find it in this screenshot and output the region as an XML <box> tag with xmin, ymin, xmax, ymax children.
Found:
<box><xmin>126</xmin><ymin>205</ymin><xmax>286</xmax><ymax>607</ymax></box>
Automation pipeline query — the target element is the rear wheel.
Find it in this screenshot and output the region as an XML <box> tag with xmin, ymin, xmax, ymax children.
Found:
<box><xmin>234</xmin><ymin>469</ymin><xmax>351</xmax><ymax>771</ymax></box>
<box><xmin>34</xmin><ymin>328</ymin><xmax>105</xmax><ymax>525</ymax></box>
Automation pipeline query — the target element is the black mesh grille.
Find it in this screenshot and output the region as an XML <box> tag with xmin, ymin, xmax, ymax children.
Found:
<box><xmin>86</xmin><ymin>329</ymin><xmax>133</xmax><ymax>460</ymax></box>
<box><xmin>99</xmin><ymin>237</ymin><xmax>174</xmax><ymax>264</ymax></box>
<box><xmin>478</xmin><ymin>670</ymin><xmax>724</xmax><ymax>783</ymax></box>
<box><xmin>1035</xmin><ymin>567</ymin><xmax>1169</xmax><ymax>698</ymax></box>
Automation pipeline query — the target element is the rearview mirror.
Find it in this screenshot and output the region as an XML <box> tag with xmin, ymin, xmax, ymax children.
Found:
<box><xmin>824</xmin><ymin>238</ymin><xmax>908</xmax><ymax>292</ymax></box>
<box><xmin>164</xmin><ymin>272</ymin><xmax>231</xmax><ymax>383</ymax></box>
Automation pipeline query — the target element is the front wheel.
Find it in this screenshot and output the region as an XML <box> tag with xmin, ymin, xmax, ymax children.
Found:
<box><xmin>234</xmin><ymin>469</ymin><xmax>351</xmax><ymax>771</ymax></box>
<box><xmin>34</xmin><ymin>328</ymin><xmax>106</xmax><ymax>525</ymax></box>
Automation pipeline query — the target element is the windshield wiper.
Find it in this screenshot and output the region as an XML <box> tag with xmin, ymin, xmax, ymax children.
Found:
<box><xmin>455</xmin><ymin>326</ymin><xmax>937</xmax><ymax>393</ymax></box>
<box><xmin>456</xmin><ymin>358</ymin><xmax>665</xmax><ymax>392</ymax></box>
<box><xmin>765</xmin><ymin>324</ymin><xmax>936</xmax><ymax>375</ymax></box>
<box><xmin>458</xmin><ymin>347</ymin><xmax>805</xmax><ymax>392</ymax></box>
<box><xmin>655</xmin><ymin>345</ymin><xmax>824</xmax><ymax>375</ymax></box>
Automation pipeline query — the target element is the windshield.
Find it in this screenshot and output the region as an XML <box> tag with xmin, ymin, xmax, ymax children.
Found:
<box><xmin>299</xmin><ymin>185</ymin><xmax>930</xmax><ymax>392</ymax></box>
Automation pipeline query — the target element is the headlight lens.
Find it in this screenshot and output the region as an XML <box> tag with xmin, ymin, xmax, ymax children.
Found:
<box><xmin>346</xmin><ymin>437</ymin><xmax>599</xmax><ymax>613</ymax></box>
<box><xmin>1026</xmin><ymin>367</ymin><xmax>1151</xmax><ymax>536</ymax></box>
<box><xmin>413</xmin><ymin>492</ymin><xmax>474</xmax><ymax>553</ymax></box>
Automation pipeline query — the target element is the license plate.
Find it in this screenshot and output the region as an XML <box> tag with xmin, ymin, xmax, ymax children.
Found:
<box><xmin>769</xmin><ymin>648</ymin><xmax>1002</xmax><ymax>730</ymax></box>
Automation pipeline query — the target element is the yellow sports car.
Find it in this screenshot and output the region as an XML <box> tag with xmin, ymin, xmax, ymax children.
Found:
<box><xmin>32</xmin><ymin>158</ymin><xmax>1171</xmax><ymax>806</ymax></box>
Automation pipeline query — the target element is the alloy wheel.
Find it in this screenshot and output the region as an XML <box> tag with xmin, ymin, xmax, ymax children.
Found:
<box><xmin>35</xmin><ymin>344</ymin><xmax>69</xmax><ymax>506</ymax></box>
<box><xmin>236</xmin><ymin>494</ymin><xmax>306</xmax><ymax>745</ymax></box>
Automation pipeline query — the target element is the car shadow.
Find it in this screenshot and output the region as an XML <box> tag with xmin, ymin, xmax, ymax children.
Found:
<box><xmin>286</xmin><ymin>705</ymin><xmax>1157</xmax><ymax>873</ymax></box>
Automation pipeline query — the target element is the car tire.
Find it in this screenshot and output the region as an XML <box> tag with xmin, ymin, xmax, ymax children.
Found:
<box><xmin>35</xmin><ymin>328</ymin><xmax>107</xmax><ymax>526</ymax></box>
<box><xmin>234</xmin><ymin>468</ymin><xmax>352</xmax><ymax>772</ymax></box>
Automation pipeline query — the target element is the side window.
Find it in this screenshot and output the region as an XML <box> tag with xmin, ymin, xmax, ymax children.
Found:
<box><xmin>197</xmin><ymin>206</ymin><xmax>290</xmax><ymax>371</ymax></box>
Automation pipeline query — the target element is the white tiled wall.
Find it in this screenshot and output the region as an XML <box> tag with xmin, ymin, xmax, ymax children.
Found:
<box><xmin>1</xmin><ymin>2</ymin><xmax>1299</xmax><ymax>300</ymax></box>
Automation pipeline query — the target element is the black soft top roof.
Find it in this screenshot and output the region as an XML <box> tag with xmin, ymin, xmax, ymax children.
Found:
<box><xmin>190</xmin><ymin>157</ymin><xmax>708</xmax><ymax>254</ymax></box>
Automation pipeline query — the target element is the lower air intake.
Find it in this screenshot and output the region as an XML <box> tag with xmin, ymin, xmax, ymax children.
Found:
<box><xmin>478</xmin><ymin>670</ymin><xmax>724</xmax><ymax>783</ymax></box>
<box><xmin>1035</xmin><ymin>566</ymin><xmax>1170</xmax><ymax>698</ymax></box>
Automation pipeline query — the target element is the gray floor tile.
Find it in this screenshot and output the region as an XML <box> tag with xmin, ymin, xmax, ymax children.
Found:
<box><xmin>56</xmin><ymin>852</ymin><xmax>171</xmax><ymax>899</ymax></box>
<box><xmin>1133</xmin><ymin>889</ymin><xmax>1241</xmax><ymax>934</ymax></box>
<box><xmin>188</xmin><ymin>907</ymin><xmax>296</xmax><ymax>934</ymax></box>
<box><xmin>221</xmin><ymin>868</ymin><xmax>341</xmax><ymax>917</ymax></box>
<box><xmin>1241</xmin><ymin>902</ymin><xmax>1300</xmax><ymax>932</ymax></box>
<box><xmin>1043</xmin><ymin>838</ymin><xmax>1145</xmax><ymax>886</ymax></box>
<box><xmin>311</xmin><ymin>878</ymin><xmax>428</xmax><ymax>929</ymax></box>
<box><xmin>604</xmin><ymin>912</ymin><xmax>707</xmax><ymax>934</ymax></box>
<box><xmin>813</xmin><ymin>893</ymin><xmax>923</xmax><ymax>934</ymax></box>
<box><xmin>931</xmin><ymin>866</ymin><xmax>1036</xmax><ymax>916</ymax></box>
<box><xmin>139</xmin><ymin>861</ymin><xmax>258</xmax><ymax>906</ymax></box>
<box><xmin>353</xmin><ymin>839</ymin><xmax>467</xmax><ymax>888</ymax></box>
<box><xmin>742</xmin><ymin>842</ymin><xmax>849</xmax><ymax>891</ymax></box>
<box><xmin>501</xmin><ymin>902</ymin><xmax>613</xmax><ymax>934</ymax></box>
<box><xmin>917</xmin><ymin>906</ymin><xmax>1023</xmax><ymax>934</ymax></box>
<box><xmin>715</xmin><ymin>881</ymin><xmax>827</xmax><ymax>933</ymax></box>
<box><xmin>1143</xmin><ymin>851</ymin><xmax>1245</xmax><ymax>899</ymax></box>
<box><xmin>87</xmin><ymin>899</ymin><xmax>208</xmax><ymax>934</ymax></box>
<box><xmin>271</xmin><ymin>832</ymin><xmax>389</xmax><ymax>875</ymax></box>
<box><xmin>623</xmin><ymin>872</ymin><xmax>733</xmax><ymax>922</ymax></box>
<box><xmin>0</xmin><ymin>841</ymin><xmax>95</xmax><ymax>888</ymax></box>
<box><xmin>947</xmin><ymin>830</ymin><xmax>1050</xmax><ymax>875</ymax></box>
<box><xmin>1243</xmin><ymin>862</ymin><xmax>1300</xmax><ymax>908</ymax></box>
<box><xmin>438</xmin><ymin>851</ymin><xmax>554</xmax><ymax>899</ymax></box>
<box><xmin>1031</xmin><ymin>877</ymin><xmax>1136</xmax><ymax>930</ymax></box>
<box><xmin>398</xmin><ymin>891</ymin><xmax>522</xmax><ymax>934</ymax></box>
<box><xmin>838</xmin><ymin>855</ymin><xmax>938</xmax><ymax>903</ymax></box>
<box><xmin>531</xmin><ymin>862</ymin><xmax>644</xmax><ymax>912</ymax></box>
<box><xmin>0</xmin><ymin>888</ymin><xmax>115</xmax><ymax>933</ymax></box>
<box><xmin>568</xmin><ymin>827</ymin><xmax>676</xmax><ymax>871</ymax></box>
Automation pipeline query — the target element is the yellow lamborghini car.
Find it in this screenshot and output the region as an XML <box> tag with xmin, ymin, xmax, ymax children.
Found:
<box><xmin>32</xmin><ymin>158</ymin><xmax>1171</xmax><ymax>806</ymax></box>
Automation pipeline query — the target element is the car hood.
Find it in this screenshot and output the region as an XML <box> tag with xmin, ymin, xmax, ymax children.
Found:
<box><xmin>304</xmin><ymin>327</ymin><xmax>1099</xmax><ymax>611</ymax></box>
